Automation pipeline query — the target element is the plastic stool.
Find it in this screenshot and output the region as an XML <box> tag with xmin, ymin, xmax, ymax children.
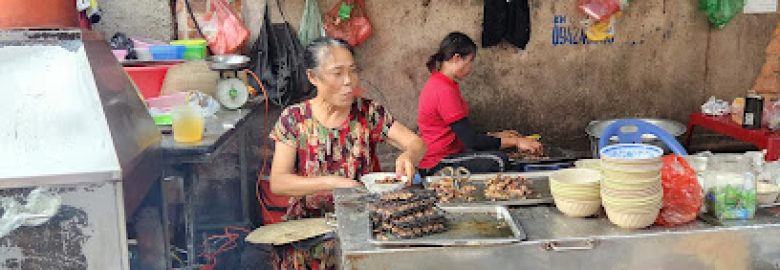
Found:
<box><xmin>597</xmin><ymin>119</ymin><xmax>688</xmax><ymax>156</ymax></box>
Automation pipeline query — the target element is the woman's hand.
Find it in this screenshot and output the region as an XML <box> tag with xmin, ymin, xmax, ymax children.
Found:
<box><xmin>386</xmin><ymin>122</ymin><xmax>426</xmax><ymax>186</ymax></box>
<box><xmin>489</xmin><ymin>130</ymin><xmax>522</xmax><ymax>139</ymax></box>
<box><xmin>514</xmin><ymin>137</ymin><xmax>543</xmax><ymax>155</ymax></box>
<box><xmin>326</xmin><ymin>176</ymin><xmax>363</xmax><ymax>189</ymax></box>
<box><xmin>395</xmin><ymin>152</ymin><xmax>416</xmax><ymax>186</ymax></box>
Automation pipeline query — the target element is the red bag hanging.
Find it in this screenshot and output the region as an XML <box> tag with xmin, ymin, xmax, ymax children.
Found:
<box><xmin>655</xmin><ymin>155</ymin><xmax>704</xmax><ymax>227</ymax></box>
<box><xmin>323</xmin><ymin>0</ymin><xmax>373</xmax><ymax>47</ymax></box>
<box><xmin>202</xmin><ymin>0</ymin><xmax>249</xmax><ymax>54</ymax></box>
<box><xmin>577</xmin><ymin>0</ymin><xmax>621</xmax><ymax>22</ymax></box>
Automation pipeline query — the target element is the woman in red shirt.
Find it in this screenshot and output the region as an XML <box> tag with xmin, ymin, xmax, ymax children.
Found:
<box><xmin>417</xmin><ymin>32</ymin><xmax>542</xmax><ymax>175</ymax></box>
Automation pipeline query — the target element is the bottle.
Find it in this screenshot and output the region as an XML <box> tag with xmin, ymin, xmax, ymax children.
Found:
<box><xmin>743</xmin><ymin>91</ymin><xmax>764</xmax><ymax>129</ymax></box>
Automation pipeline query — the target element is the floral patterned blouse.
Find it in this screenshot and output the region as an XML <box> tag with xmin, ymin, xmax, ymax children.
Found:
<box><xmin>270</xmin><ymin>97</ymin><xmax>394</xmax><ymax>219</ymax></box>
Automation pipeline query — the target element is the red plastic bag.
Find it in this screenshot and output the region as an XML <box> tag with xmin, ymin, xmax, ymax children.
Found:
<box><xmin>323</xmin><ymin>0</ymin><xmax>373</xmax><ymax>47</ymax></box>
<box><xmin>655</xmin><ymin>155</ymin><xmax>703</xmax><ymax>226</ymax></box>
<box><xmin>202</xmin><ymin>0</ymin><xmax>249</xmax><ymax>54</ymax></box>
<box><xmin>578</xmin><ymin>0</ymin><xmax>621</xmax><ymax>22</ymax></box>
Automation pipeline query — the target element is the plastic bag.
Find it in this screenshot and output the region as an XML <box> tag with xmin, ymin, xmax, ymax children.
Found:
<box><xmin>201</xmin><ymin>0</ymin><xmax>249</xmax><ymax>54</ymax></box>
<box><xmin>585</xmin><ymin>16</ymin><xmax>616</xmax><ymax>41</ymax></box>
<box><xmin>299</xmin><ymin>0</ymin><xmax>326</xmax><ymax>47</ymax></box>
<box><xmin>655</xmin><ymin>155</ymin><xmax>703</xmax><ymax>226</ymax></box>
<box><xmin>578</xmin><ymin>0</ymin><xmax>621</xmax><ymax>22</ymax></box>
<box><xmin>768</xmin><ymin>100</ymin><xmax>780</xmax><ymax>130</ymax></box>
<box><xmin>323</xmin><ymin>0</ymin><xmax>373</xmax><ymax>47</ymax></box>
<box><xmin>701</xmin><ymin>96</ymin><xmax>730</xmax><ymax>116</ymax></box>
<box><xmin>699</xmin><ymin>0</ymin><xmax>745</xmax><ymax>29</ymax></box>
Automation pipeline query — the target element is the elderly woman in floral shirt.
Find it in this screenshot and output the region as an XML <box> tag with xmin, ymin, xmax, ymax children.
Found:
<box><xmin>268</xmin><ymin>37</ymin><xmax>425</xmax><ymax>269</ymax></box>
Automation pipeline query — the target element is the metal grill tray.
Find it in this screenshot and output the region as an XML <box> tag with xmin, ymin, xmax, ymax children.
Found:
<box><xmin>369</xmin><ymin>206</ymin><xmax>526</xmax><ymax>247</ymax></box>
<box><xmin>424</xmin><ymin>173</ymin><xmax>554</xmax><ymax>206</ymax></box>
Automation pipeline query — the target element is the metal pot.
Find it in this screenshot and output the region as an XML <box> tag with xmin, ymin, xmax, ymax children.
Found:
<box><xmin>586</xmin><ymin>118</ymin><xmax>687</xmax><ymax>158</ymax></box>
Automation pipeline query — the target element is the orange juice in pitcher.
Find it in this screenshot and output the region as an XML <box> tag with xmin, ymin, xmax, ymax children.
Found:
<box><xmin>172</xmin><ymin>105</ymin><xmax>204</xmax><ymax>143</ymax></box>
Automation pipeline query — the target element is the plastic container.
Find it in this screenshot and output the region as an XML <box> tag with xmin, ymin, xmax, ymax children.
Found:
<box><xmin>171</xmin><ymin>105</ymin><xmax>204</xmax><ymax>143</ymax></box>
<box><xmin>132</xmin><ymin>47</ymin><xmax>153</xmax><ymax>61</ymax></box>
<box><xmin>704</xmin><ymin>155</ymin><xmax>757</xmax><ymax>220</ymax></box>
<box><xmin>124</xmin><ymin>65</ymin><xmax>174</xmax><ymax>99</ymax></box>
<box><xmin>149</xmin><ymin>45</ymin><xmax>185</xmax><ymax>60</ymax></box>
<box><xmin>170</xmin><ymin>39</ymin><xmax>208</xmax><ymax>60</ymax></box>
<box><xmin>145</xmin><ymin>92</ymin><xmax>187</xmax><ymax>109</ymax></box>
<box><xmin>112</xmin><ymin>49</ymin><xmax>128</xmax><ymax>61</ymax></box>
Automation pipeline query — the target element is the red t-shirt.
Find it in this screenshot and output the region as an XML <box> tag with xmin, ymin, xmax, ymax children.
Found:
<box><xmin>417</xmin><ymin>72</ymin><xmax>469</xmax><ymax>169</ymax></box>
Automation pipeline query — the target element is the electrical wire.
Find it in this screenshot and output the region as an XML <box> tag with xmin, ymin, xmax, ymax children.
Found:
<box><xmin>244</xmin><ymin>69</ymin><xmax>272</xmax><ymax>212</ymax></box>
<box><xmin>183</xmin><ymin>0</ymin><xmax>214</xmax><ymax>55</ymax></box>
<box><xmin>199</xmin><ymin>226</ymin><xmax>250</xmax><ymax>270</ymax></box>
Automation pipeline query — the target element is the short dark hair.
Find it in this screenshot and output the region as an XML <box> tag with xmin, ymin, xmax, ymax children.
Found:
<box><xmin>304</xmin><ymin>37</ymin><xmax>355</xmax><ymax>71</ymax></box>
<box><xmin>426</xmin><ymin>32</ymin><xmax>477</xmax><ymax>72</ymax></box>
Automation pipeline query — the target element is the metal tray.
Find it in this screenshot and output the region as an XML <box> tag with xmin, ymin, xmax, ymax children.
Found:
<box><xmin>507</xmin><ymin>145</ymin><xmax>579</xmax><ymax>171</ymax></box>
<box><xmin>425</xmin><ymin>173</ymin><xmax>553</xmax><ymax>206</ymax></box>
<box><xmin>369</xmin><ymin>206</ymin><xmax>526</xmax><ymax>246</ymax></box>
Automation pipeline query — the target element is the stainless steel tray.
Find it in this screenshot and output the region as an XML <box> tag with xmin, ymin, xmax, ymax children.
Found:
<box><xmin>369</xmin><ymin>205</ymin><xmax>526</xmax><ymax>247</ymax></box>
<box><xmin>425</xmin><ymin>173</ymin><xmax>553</xmax><ymax>206</ymax></box>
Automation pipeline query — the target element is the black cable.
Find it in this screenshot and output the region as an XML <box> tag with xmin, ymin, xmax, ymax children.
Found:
<box><xmin>183</xmin><ymin>0</ymin><xmax>214</xmax><ymax>55</ymax></box>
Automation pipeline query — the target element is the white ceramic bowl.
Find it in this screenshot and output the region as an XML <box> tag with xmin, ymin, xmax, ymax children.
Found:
<box><xmin>359</xmin><ymin>172</ymin><xmax>407</xmax><ymax>194</ymax></box>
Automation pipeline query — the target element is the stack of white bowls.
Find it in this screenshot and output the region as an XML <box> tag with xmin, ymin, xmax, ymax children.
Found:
<box><xmin>550</xmin><ymin>168</ymin><xmax>602</xmax><ymax>217</ymax></box>
<box><xmin>600</xmin><ymin>144</ymin><xmax>664</xmax><ymax>229</ymax></box>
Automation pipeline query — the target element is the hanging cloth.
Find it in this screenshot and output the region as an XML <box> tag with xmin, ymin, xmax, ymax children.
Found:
<box><xmin>482</xmin><ymin>0</ymin><xmax>531</xmax><ymax>49</ymax></box>
<box><xmin>298</xmin><ymin>0</ymin><xmax>326</xmax><ymax>46</ymax></box>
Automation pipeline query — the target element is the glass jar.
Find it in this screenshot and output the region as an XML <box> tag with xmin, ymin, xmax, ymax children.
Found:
<box><xmin>703</xmin><ymin>154</ymin><xmax>756</xmax><ymax>220</ymax></box>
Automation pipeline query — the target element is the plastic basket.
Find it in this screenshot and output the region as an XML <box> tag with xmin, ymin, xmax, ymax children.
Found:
<box><xmin>149</xmin><ymin>45</ymin><xmax>185</xmax><ymax>60</ymax></box>
<box><xmin>170</xmin><ymin>39</ymin><xmax>207</xmax><ymax>60</ymax></box>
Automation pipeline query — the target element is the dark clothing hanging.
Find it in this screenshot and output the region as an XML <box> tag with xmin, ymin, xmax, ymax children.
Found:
<box><xmin>482</xmin><ymin>0</ymin><xmax>531</xmax><ymax>49</ymax></box>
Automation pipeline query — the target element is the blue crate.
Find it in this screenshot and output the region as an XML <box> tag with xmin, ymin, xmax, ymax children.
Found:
<box><xmin>149</xmin><ymin>45</ymin><xmax>185</xmax><ymax>60</ymax></box>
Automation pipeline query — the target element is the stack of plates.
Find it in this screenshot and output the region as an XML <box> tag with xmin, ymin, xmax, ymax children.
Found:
<box><xmin>550</xmin><ymin>168</ymin><xmax>602</xmax><ymax>217</ymax></box>
<box><xmin>599</xmin><ymin>144</ymin><xmax>663</xmax><ymax>229</ymax></box>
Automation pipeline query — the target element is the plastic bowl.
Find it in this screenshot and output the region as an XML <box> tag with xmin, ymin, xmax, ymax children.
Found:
<box><xmin>550</xmin><ymin>168</ymin><xmax>601</xmax><ymax>185</ymax></box>
<box><xmin>601</xmin><ymin>168</ymin><xmax>661</xmax><ymax>181</ymax></box>
<box><xmin>575</xmin><ymin>159</ymin><xmax>602</xmax><ymax>170</ymax></box>
<box><xmin>600</xmin><ymin>144</ymin><xmax>664</xmax><ymax>160</ymax></box>
<box><xmin>605</xmin><ymin>208</ymin><xmax>660</xmax><ymax>229</ymax></box>
<box><xmin>554</xmin><ymin>198</ymin><xmax>602</xmax><ymax>218</ymax></box>
<box><xmin>359</xmin><ymin>172</ymin><xmax>407</xmax><ymax>194</ymax></box>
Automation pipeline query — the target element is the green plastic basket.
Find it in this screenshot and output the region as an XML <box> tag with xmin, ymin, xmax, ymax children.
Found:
<box><xmin>170</xmin><ymin>39</ymin><xmax>207</xmax><ymax>60</ymax></box>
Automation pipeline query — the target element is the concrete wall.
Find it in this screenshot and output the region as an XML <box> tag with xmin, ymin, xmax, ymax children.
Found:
<box><xmin>93</xmin><ymin>0</ymin><xmax>174</xmax><ymax>41</ymax></box>
<box><xmin>278</xmin><ymin>0</ymin><xmax>775</xmax><ymax>152</ymax></box>
<box><xmin>93</xmin><ymin>0</ymin><xmax>776</xmax><ymax>152</ymax></box>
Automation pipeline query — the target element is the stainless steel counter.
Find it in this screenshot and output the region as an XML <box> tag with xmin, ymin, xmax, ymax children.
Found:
<box><xmin>335</xmin><ymin>183</ymin><xmax>780</xmax><ymax>269</ymax></box>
